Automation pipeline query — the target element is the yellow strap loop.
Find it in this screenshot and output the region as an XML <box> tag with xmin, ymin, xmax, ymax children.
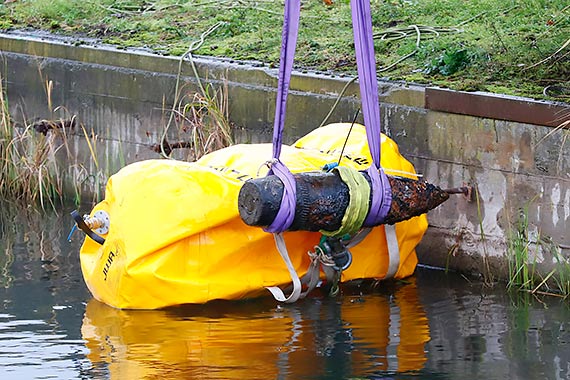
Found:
<box><xmin>320</xmin><ymin>166</ymin><xmax>370</xmax><ymax>237</ymax></box>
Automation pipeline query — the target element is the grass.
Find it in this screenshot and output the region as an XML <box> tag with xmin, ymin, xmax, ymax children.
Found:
<box><xmin>506</xmin><ymin>198</ymin><xmax>570</xmax><ymax>298</ymax></box>
<box><xmin>0</xmin><ymin>73</ymin><xmax>102</xmax><ymax>208</ymax></box>
<box><xmin>0</xmin><ymin>0</ymin><xmax>568</xmax><ymax>100</ymax></box>
<box><xmin>0</xmin><ymin>23</ymin><xmax>233</xmax><ymax>207</ymax></box>
<box><xmin>0</xmin><ymin>74</ymin><xmax>62</xmax><ymax>209</ymax></box>
<box><xmin>153</xmin><ymin>78</ymin><xmax>234</xmax><ymax>160</ymax></box>
<box><xmin>507</xmin><ymin>202</ymin><xmax>534</xmax><ymax>291</ymax></box>
<box><xmin>154</xmin><ymin>22</ymin><xmax>233</xmax><ymax>160</ymax></box>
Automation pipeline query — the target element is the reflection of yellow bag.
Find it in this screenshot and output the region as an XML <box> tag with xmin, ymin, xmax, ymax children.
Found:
<box><xmin>80</xmin><ymin>123</ymin><xmax>427</xmax><ymax>309</ymax></box>
<box><xmin>81</xmin><ymin>280</ymin><xmax>429</xmax><ymax>378</ymax></box>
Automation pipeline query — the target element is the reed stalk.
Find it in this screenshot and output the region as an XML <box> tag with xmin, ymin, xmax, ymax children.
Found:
<box><xmin>0</xmin><ymin>74</ymin><xmax>103</xmax><ymax>208</ymax></box>
<box><xmin>506</xmin><ymin>198</ymin><xmax>570</xmax><ymax>298</ymax></box>
<box><xmin>158</xmin><ymin>22</ymin><xmax>233</xmax><ymax>161</ymax></box>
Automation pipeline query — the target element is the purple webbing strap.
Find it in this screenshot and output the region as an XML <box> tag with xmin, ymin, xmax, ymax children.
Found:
<box><xmin>351</xmin><ymin>0</ymin><xmax>392</xmax><ymax>227</ymax></box>
<box><xmin>264</xmin><ymin>0</ymin><xmax>301</xmax><ymax>233</ymax></box>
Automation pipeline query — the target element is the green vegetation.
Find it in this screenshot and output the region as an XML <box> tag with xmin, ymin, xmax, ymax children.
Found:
<box><xmin>0</xmin><ymin>74</ymin><xmax>101</xmax><ymax>208</ymax></box>
<box><xmin>507</xmin><ymin>200</ymin><xmax>570</xmax><ymax>298</ymax></box>
<box><xmin>157</xmin><ymin>22</ymin><xmax>233</xmax><ymax>160</ymax></box>
<box><xmin>0</xmin><ymin>0</ymin><xmax>568</xmax><ymax>100</ymax></box>
<box><xmin>0</xmin><ymin>75</ymin><xmax>60</xmax><ymax>208</ymax></box>
<box><xmin>507</xmin><ymin>202</ymin><xmax>535</xmax><ymax>291</ymax></box>
<box><xmin>0</xmin><ymin>26</ymin><xmax>233</xmax><ymax>207</ymax></box>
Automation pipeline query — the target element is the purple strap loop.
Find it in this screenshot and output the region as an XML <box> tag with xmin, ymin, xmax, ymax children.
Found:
<box><xmin>264</xmin><ymin>160</ymin><xmax>297</xmax><ymax>233</ymax></box>
<box><xmin>265</xmin><ymin>0</ymin><xmax>301</xmax><ymax>233</ymax></box>
<box><xmin>351</xmin><ymin>0</ymin><xmax>392</xmax><ymax>226</ymax></box>
<box><xmin>363</xmin><ymin>166</ymin><xmax>392</xmax><ymax>227</ymax></box>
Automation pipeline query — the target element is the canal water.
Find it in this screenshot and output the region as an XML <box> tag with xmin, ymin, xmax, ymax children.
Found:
<box><xmin>1</xmin><ymin>202</ymin><xmax>570</xmax><ymax>380</ymax></box>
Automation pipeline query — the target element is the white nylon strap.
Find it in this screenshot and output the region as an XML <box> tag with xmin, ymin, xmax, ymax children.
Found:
<box><xmin>384</xmin><ymin>225</ymin><xmax>400</xmax><ymax>279</ymax></box>
<box><xmin>347</xmin><ymin>226</ymin><xmax>399</xmax><ymax>279</ymax></box>
<box><xmin>268</xmin><ymin>226</ymin><xmax>400</xmax><ymax>302</ymax></box>
<box><xmin>299</xmin><ymin>258</ymin><xmax>320</xmax><ymax>299</ymax></box>
<box><xmin>266</xmin><ymin>233</ymin><xmax>303</xmax><ymax>303</ymax></box>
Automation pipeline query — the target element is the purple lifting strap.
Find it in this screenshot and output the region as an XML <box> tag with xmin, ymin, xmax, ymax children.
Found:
<box><xmin>351</xmin><ymin>0</ymin><xmax>392</xmax><ymax>227</ymax></box>
<box><xmin>267</xmin><ymin>0</ymin><xmax>391</xmax><ymax>232</ymax></box>
<box><xmin>264</xmin><ymin>0</ymin><xmax>301</xmax><ymax>233</ymax></box>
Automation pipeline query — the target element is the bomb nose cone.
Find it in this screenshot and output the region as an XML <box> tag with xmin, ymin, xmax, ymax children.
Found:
<box><xmin>381</xmin><ymin>176</ymin><xmax>450</xmax><ymax>225</ymax></box>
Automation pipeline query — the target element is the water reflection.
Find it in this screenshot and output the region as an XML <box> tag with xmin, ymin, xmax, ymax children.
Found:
<box><xmin>415</xmin><ymin>270</ymin><xmax>570</xmax><ymax>379</ymax></box>
<box><xmin>0</xmin><ymin>202</ymin><xmax>69</xmax><ymax>288</ymax></box>
<box><xmin>2</xmin><ymin>203</ymin><xmax>570</xmax><ymax>379</ymax></box>
<box><xmin>0</xmin><ymin>202</ymin><xmax>95</xmax><ymax>379</ymax></box>
<box><xmin>81</xmin><ymin>280</ymin><xmax>430</xmax><ymax>379</ymax></box>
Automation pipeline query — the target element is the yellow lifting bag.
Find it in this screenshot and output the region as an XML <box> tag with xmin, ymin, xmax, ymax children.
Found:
<box><xmin>79</xmin><ymin>123</ymin><xmax>427</xmax><ymax>309</ymax></box>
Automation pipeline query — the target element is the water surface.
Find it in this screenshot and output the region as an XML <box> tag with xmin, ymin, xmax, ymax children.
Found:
<box><xmin>1</xmin><ymin>203</ymin><xmax>569</xmax><ymax>379</ymax></box>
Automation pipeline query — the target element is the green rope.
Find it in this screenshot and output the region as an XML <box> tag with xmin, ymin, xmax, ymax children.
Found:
<box><xmin>321</xmin><ymin>166</ymin><xmax>370</xmax><ymax>238</ymax></box>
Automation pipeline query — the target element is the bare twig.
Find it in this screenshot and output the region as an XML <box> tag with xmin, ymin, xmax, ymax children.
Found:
<box><xmin>523</xmin><ymin>38</ymin><xmax>570</xmax><ymax>71</ymax></box>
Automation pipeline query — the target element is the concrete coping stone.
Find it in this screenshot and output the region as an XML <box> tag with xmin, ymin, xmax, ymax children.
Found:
<box><xmin>1</xmin><ymin>30</ymin><xmax>568</xmax><ymax>128</ymax></box>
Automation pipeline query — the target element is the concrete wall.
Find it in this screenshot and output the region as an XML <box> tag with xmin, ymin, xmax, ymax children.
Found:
<box><xmin>1</xmin><ymin>31</ymin><xmax>569</xmax><ymax>278</ymax></box>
